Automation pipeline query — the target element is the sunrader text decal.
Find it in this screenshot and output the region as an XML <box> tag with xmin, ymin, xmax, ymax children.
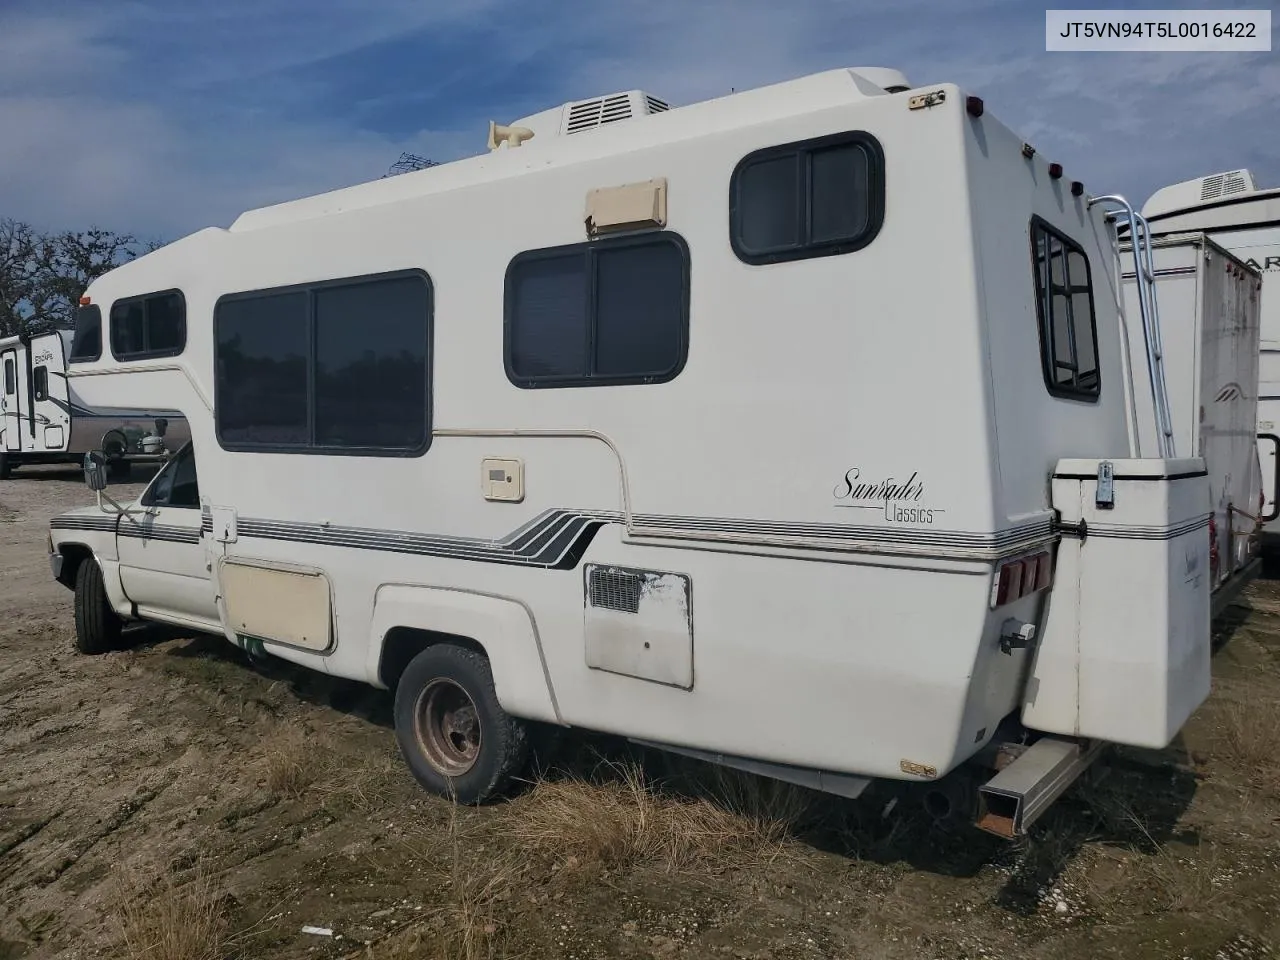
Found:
<box><xmin>832</xmin><ymin>468</ymin><xmax>943</xmax><ymax>524</ymax></box>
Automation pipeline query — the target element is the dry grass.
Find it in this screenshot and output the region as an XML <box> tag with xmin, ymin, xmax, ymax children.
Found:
<box><xmin>259</xmin><ymin>726</ymin><xmax>326</xmax><ymax>799</ymax></box>
<box><xmin>1217</xmin><ymin>698</ymin><xmax>1280</xmax><ymax>792</ymax></box>
<box><xmin>112</xmin><ymin>860</ymin><xmax>232</xmax><ymax>960</ymax></box>
<box><xmin>508</xmin><ymin>759</ymin><xmax>808</xmax><ymax>874</ymax></box>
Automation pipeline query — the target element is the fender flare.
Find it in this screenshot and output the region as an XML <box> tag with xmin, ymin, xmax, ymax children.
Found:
<box><xmin>366</xmin><ymin>584</ymin><xmax>561</xmax><ymax>725</ymax></box>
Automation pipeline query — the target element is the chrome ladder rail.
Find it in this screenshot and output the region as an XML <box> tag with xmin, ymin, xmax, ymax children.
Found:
<box><xmin>1089</xmin><ymin>194</ymin><xmax>1175</xmax><ymax>459</ymax></box>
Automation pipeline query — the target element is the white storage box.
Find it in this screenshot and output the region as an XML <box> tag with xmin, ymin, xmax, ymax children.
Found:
<box><xmin>1021</xmin><ymin>458</ymin><xmax>1212</xmax><ymax>749</ymax></box>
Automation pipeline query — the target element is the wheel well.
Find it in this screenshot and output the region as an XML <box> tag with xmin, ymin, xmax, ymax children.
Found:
<box><xmin>56</xmin><ymin>543</ymin><xmax>94</xmax><ymax>590</ymax></box>
<box><xmin>378</xmin><ymin>627</ymin><xmax>487</xmax><ymax>690</ymax></box>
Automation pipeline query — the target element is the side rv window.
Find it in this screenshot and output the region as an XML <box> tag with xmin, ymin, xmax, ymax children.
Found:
<box><xmin>110</xmin><ymin>290</ymin><xmax>186</xmax><ymax>361</ymax></box>
<box><xmin>33</xmin><ymin>366</ymin><xmax>48</xmax><ymax>402</ymax></box>
<box><xmin>215</xmin><ymin>269</ymin><xmax>432</xmax><ymax>456</ymax></box>
<box><xmin>70</xmin><ymin>304</ymin><xmax>103</xmax><ymax>362</ymax></box>
<box><xmin>505</xmin><ymin>233</ymin><xmax>689</xmax><ymax>388</ymax></box>
<box><xmin>730</xmin><ymin>132</ymin><xmax>885</xmax><ymax>265</ymax></box>
<box><xmin>1030</xmin><ymin>219</ymin><xmax>1100</xmax><ymax>401</ymax></box>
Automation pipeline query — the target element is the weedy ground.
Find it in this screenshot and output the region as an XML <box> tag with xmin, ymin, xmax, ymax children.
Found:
<box><xmin>2</xmin><ymin>467</ymin><xmax>1278</xmax><ymax>960</ymax></box>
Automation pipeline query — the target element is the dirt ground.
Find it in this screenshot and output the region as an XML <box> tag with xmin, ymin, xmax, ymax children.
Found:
<box><xmin>2</xmin><ymin>466</ymin><xmax>1279</xmax><ymax>960</ymax></box>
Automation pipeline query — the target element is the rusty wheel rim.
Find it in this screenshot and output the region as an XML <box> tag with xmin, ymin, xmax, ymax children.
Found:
<box><xmin>413</xmin><ymin>678</ymin><xmax>481</xmax><ymax>777</ymax></box>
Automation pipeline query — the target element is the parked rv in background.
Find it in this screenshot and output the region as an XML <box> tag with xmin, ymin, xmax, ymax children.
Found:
<box><xmin>0</xmin><ymin>328</ymin><xmax>189</xmax><ymax>480</ymax></box>
<box><xmin>1137</xmin><ymin>171</ymin><xmax>1280</xmax><ymax>551</ymax></box>
<box><xmin>1118</xmin><ymin>233</ymin><xmax>1263</xmax><ymax>613</ymax></box>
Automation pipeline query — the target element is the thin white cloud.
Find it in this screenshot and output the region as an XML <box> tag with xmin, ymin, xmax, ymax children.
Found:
<box><xmin>0</xmin><ymin>0</ymin><xmax>1276</xmax><ymax>240</ymax></box>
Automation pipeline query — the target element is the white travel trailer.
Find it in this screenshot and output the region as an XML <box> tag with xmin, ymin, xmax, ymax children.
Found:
<box><xmin>47</xmin><ymin>67</ymin><xmax>1213</xmax><ymax>838</ymax></box>
<box><xmin>1117</xmin><ymin>233</ymin><xmax>1263</xmax><ymax>613</ymax></box>
<box><xmin>0</xmin><ymin>326</ymin><xmax>189</xmax><ymax>479</ymax></box>
<box><xmin>1138</xmin><ymin>171</ymin><xmax>1280</xmax><ymax>549</ymax></box>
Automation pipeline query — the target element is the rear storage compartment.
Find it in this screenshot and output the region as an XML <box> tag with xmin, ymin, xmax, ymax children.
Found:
<box><xmin>1021</xmin><ymin>457</ymin><xmax>1211</xmax><ymax>749</ymax></box>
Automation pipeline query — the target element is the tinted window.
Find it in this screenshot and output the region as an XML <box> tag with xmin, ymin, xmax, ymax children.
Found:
<box><xmin>506</xmin><ymin>254</ymin><xmax>588</xmax><ymax>380</ymax></box>
<box><xmin>33</xmin><ymin>366</ymin><xmax>48</xmax><ymax>402</ymax></box>
<box><xmin>3</xmin><ymin>358</ymin><xmax>13</xmax><ymax>394</ymax></box>
<box><xmin>731</xmin><ymin>132</ymin><xmax>884</xmax><ymax>265</ymax></box>
<box><xmin>1030</xmin><ymin>219</ymin><xmax>1100</xmax><ymax>400</ymax></box>
<box><xmin>215</xmin><ymin>292</ymin><xmax>309</xmax><ymax>446</ymax></box>
<box><xmin>215</xmin><ymin>270</ymin><xmax>432</xmax><ymax>455</ymax></box>
<box><xmin>315</xmin><ymin>276</ymin><xmax>429</xmax><ymax>449</ymax></box>
<box><xmin>70</xmin><ymin>305</ymin><xmax>102</xmax><ymax>362</ymax></box>
<box><xmin>110</xmin><ymin>291</ymin><xmax>186</xmax><ymax>360</ymax></box>
<box><xmin>505</xmin><ymin>234</ymin><xmax>689</xmax><ymax>388</ymax></box>
<box><xmin>594</xmin><ymin>242</ymin><xmax>685</xmax><ymax>378</ymax></box>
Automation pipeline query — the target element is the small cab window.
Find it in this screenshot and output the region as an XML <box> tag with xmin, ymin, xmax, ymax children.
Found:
<box><xmin>215</xmin><ymin>270</ymin><xmax>431</xmax><ymax>455</ymax></box>
<box><xmin>33</xmin><ymin>366</ymin><xmax>48</xmax><ymax>402</ymax></box>
<box><xmin>1030</xmin><ymin>219</ymin><xmax>1100</xmax><ymax>401</ymax></box>
<box><xmin>70</xmin><ymin>305</ymin><xmax>103</xmax><ymax>362</ymax></box>
<box><xmin>504</xmin><ymin>233</ymin><xmax>689</xmax><ymax>388</ymax></box>
<box><xmin>110</xmin><ymin>290</ymin><xmax>186</xmax><ymax>361</ymax></box>
<box><xmin>144</xmin><ymin>442</ymin><xmax>199</xmax><ymax>508</ymax></box>
<box><xmin>730</xmin><ymin>132</ymin><xmax>885</xmax><ymax>265</ymax></box>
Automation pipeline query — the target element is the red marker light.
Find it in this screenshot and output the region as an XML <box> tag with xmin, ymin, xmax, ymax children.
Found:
<box><xmin>1048</xmin><ymin>163</ymin><xmax>1063</xmax><ymax>179</ymax></box>
<box><xmin>79</xmin><ymin>296</ymin><xmax>91</xmax><ymax>305</ymax></box>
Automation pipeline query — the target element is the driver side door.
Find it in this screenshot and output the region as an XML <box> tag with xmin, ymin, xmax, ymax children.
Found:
<box><xmin>117</xmin><ymin>443</ymin><xmax>220</xmax><ymax>631</ymax></box>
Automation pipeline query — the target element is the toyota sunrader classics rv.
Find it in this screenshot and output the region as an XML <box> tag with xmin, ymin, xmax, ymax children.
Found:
<box><xmin>1</xmin><ymin>327</ymin><xmax>189</xmax><ymax>479</ymax></box>
<box><xmin>47</xmin><ymin>67</ymin><xmax>1213</xmax><ymax>838</ymax></box>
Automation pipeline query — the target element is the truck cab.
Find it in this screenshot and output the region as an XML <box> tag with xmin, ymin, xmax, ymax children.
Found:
<box><xmin>50</xmin><ymin>441</ymin><xmax>221</xmax><ymax>651</ymax></box>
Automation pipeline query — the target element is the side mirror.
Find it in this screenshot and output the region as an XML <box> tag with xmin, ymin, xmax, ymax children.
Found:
<box><xmin>83</xmin><ymin>451</ymin><xmax>108</xmax><ymax>492</ymax></box>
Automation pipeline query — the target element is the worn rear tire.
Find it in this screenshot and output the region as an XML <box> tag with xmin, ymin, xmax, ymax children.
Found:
<box><xmin>73</xmin><ymin>559</ymin><xmax>122</xmax><ymax>655</ymax></box>
<box><xmin>393</xmin><ymin>645</ymin><xmax>530</xmax><ymax>805</ymax></box>
<box><xmin>0</xmin><ymin>452</ymin><xmax>11</xmax><ymax>479</ymax></box>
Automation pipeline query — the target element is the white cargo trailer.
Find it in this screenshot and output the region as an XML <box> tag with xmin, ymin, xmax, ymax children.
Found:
<box><xmin>46</xmin><ymin>67</ymin><xmax>1213</xmax><ymax>838</ymax></box>
<box><xmin>1118</xmin><ymin>233</ymin><xmax>1263</xmax><ymax>614</ymax></box>
<box><xmin>1138</xmin><ymin>172</ymin><xmax>1280</xmax><ymax>550</ymax></box>
<box><xmin>1</xmin><ymin>328</ymin><xmax>189</xmax><ymax>479</ymax></box>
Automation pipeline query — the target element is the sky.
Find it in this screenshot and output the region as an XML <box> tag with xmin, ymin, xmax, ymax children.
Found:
<box><xmin>0</xmin><ymin>0</ymin><xmax>1276</xmax><ymax>243</ymax></box>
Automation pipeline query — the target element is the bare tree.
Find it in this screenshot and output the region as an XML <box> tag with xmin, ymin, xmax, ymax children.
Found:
<box><xmin>0</xmin><ymin>219</ymin><xmax>158</xmax><ymax>339</ymax></box>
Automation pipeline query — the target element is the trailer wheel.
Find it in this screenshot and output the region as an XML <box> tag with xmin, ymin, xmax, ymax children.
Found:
<box><xmin>73</xmin><ymin>559</ymin><xmax>122</xmax><ymax>655</ymax></box>
<box><xmin>393</xmin><ymin>645</ymin><xmax>529</xmax><ymax>804</ymax></box>
<box><xmin>0</xmin><ymin>452</ymin><xmax>10</xmax><ymax>480</ymax></box>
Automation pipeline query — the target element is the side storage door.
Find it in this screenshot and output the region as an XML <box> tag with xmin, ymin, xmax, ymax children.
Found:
<box><xmin>117</xmin><ymin>442</ymin><xmax>220</xmax><ymax>629</ymax></box>
<box><xmin>2</xmin><ymin>349</ymin><xmax>22</xmax><ymax>452</ymax></box>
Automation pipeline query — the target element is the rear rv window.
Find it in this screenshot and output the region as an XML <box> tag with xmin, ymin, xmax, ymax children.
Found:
<box><xmin>730</xmin><ymin>132</ymin><xmax>884</xmax><ymax>265</ymax></box>
<box><xmin>69</xmin><ymin>305</ymin><xmax>103</xmax><ymax>362</ymax></box>
<box><xmin>109</xmin><ymin>290</ymin><xmax>186</xmax><ymax>361</ymax></box>
<box><xmin>1030</xmin><ymin>219</ymin><xmax>1101</xmax><ymax>401</ymax></box>
<box><xmin>504</xmin><ymin>233</ymin><xmax>689</xmax><ymax>388</ymax></box>
<box><xmin>214</xmin><ymin>269</ymin><xmax>432</xmax><ymax>456</ymax></box>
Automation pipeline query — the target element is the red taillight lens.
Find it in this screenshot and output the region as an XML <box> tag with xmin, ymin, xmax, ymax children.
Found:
<box><xmin>991</xmin><ymin>550</ymin><xmax>1053</xmax><ymax>608</ymax></box>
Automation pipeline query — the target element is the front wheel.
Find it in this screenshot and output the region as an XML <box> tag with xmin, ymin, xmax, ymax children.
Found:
<box><xmin>73</xmin><ymin>559</ymin><xmax>122</xmax><ymax>655</ymax></box>
<box><xmin>393</xmin><ymin>645</ymin><xmax>529</xmax><ymax>804</ymax></box>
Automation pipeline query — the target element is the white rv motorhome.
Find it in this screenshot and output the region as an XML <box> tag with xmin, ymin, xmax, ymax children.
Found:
<box><xmin>1138</xmin><ymin>171</ymin><xmax>1280</xmax><ymax>550</ymax></box>
<box><xmin>0</xmin><ymin>326</ymin><xmax>189</xmax><ymax>479</ymax></box>
<box><xmin>47</xmin><ymin>68</ymin><xmax>1213</xmax><ymax>838</ymax></box>
<box><xmin>1117</xmin><ymin>233</ymin><xmax>1264</xmax><ymax>614</ymax></box>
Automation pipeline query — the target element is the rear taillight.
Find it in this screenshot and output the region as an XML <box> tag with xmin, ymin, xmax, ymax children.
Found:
<box><xmin>990</xmin><ymin>550</ymin><xmax>1053</xmax><ymax>608</ymax></box>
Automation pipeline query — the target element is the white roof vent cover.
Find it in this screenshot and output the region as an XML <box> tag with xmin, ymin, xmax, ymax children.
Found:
<box><xmin>1199</xmin><ymin>169</ymin><xmax>1255</xmax><ymax>201</ymax></box>
<box><xmin>562</xmin><ymin>91</ymin><xmax>669</xmax><ymax>135</ymax></box>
